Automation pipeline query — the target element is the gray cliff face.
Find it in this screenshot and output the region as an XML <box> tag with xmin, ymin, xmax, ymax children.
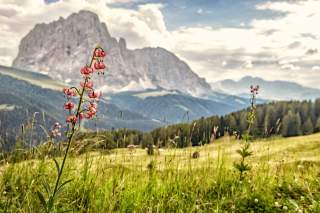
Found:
<box><xmin>13</xmin><ymin>10</ymin><xmax>211</xmax><ymax>96</ymax></box>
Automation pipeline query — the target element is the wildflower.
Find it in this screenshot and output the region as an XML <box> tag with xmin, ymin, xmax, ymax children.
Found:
<box><xmin>63</xmin><ymin>88</ymin><xmax>76</xmax><ymax>97</ymax></box>
<box><xmin>250</xmin><ymin>85</ymin><xmax>259</xmax><ymax>95</ymax></box>
<box><xmin>283</xmin><ymin>205</ymin><xmax>288</xmax><ymax>211</ymax></box>
<box><xmin>79</xmin><ymin>112</ymin><xmax>84</xmax><ymax>120</ymax></box>
<box><xmin>80</xmin><ymin>66</ymin><xmax>93</xmax><ymax>77</ymax></box>
<box><xmin>49</xmin><ymin>46</ymin><xmax>106</xmax><ymax>211</ymax></box>
<box><xmin>50</xmin><ymin>128</ymin><xmax>61</xmax><ymax>138</ymax></box>
<box><xmin>254</xmin><ymin>198</ymin><xmax>259</xmax><ymax>203</ymax></box>
<box><xmin>66</xmin><ymin>115</ymin><xmax>77</xmax><ymax>124</ymax></box>
<box><xmin>88</xmin><ymin>102</ymin><xmax>97</xmax><ymax>110</ymax></box>
<box><xmin>80</xmin><ymin>81</ymin><xmax>93</xmax><ymax>90</ymax></box>
<box><xmin>54</xmin><ymin>122</ymin><xmax>61</xmax><ymax>129</ymax></box>
<box><xmin>85</xmin><ymin>111</ymin><xmax>96</xmax><ymax>119</ymax></box>
<box><xmin>50</xmin><ymin>122</ymin><xmax>62</xmax><ymax>138</ymax></box>
<box><xmin>85</xmin><ymin>103</ymin><xmax>97</xmax><ymax>118</ymax></box>
<box><xmin>275</xmin><ymin>202</ymin><xmax>280</xmax><ymax>207</ymax></box>
<box><xmin>64</xmin><ymin>102</ymin><xmax>75</xmax><ymax>110</ymax></box>
<box><xmin>94</xmin><ymin>49</ymin><xmax>106</xmax><ymax>57</ymax></box>
<box><xmin>88</xmin><ymin>90</ymin><xmax>102</xmax><ymax>99</ymax></box>
<box><xmin>94</xmin><ymin>61</ymin><xmax>106</xmax><ymax>70</ymax></box>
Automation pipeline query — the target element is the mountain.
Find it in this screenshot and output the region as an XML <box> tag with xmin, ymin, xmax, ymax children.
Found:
<box><xmin>0</xmin><ymin>65</ymin><xmax>164</xmax><ymax>148</ymax></box>
<box><xmin>0</xmin><ymin>65</ymin><xmax>250</xmax><ymax>148</ymax></box>
<box><xmin>107</xmin><ymin>89</ymin><xmax>245</xmax><ymax>123</ymax></box>
<box><xmin>212</xmin><ymin>76</ymin><xmax>320</xmax><ymax>101</ymax></box>
<box><xmin>12</xmin><ymin>10</ymin><xmax>211</xmax><ymax>96</ymax></box>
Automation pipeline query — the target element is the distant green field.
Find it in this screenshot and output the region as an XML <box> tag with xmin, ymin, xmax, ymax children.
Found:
<box><xmin>1</xmin><ymin>133</ymin><xmax>320</xmax><ymax>212</ymax></box>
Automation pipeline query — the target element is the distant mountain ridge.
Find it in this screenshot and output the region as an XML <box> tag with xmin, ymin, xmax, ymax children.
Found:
<box><xmin>12</xmin><ymin>10</ymin><xmax>211</xmax><ymax>96</ymax></box>
<box><xmin>0</xmin><ymin>66</ymin><xmax>164</xmax><ymax>148</ymax></box>
<box><xmin>0</xmin><ymin>65</ymin><xmax>251</xmax><ymax>148</ymax></box>
<box><xmin>212</xmin><ymin>76</ymin><xmax>320</xmax><ymax>101</ymax></box>
<box><xmin>107</xmin><ymin>89</ymin><xmax>245</xmax><ymax>123</ymax></box>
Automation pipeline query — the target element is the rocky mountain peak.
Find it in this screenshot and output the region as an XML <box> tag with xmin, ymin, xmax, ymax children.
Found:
<box><xmin>119</xmin><ymin>37</ymin><xmax>127</xmax><ymax>51</ymax></box>
<box><xmin>12</xmin><ymin>10</ymin><xmax>211</xmax><ymax>96</ymax></box>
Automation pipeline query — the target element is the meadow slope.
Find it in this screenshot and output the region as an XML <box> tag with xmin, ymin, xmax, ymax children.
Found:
<box><xmin>1</xmin><ymin>134</ymin><xmax>320</xmax><ymax>212</ymax></box>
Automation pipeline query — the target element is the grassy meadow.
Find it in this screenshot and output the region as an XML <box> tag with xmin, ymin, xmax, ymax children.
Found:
<box><xmin>0</xmin><ymin>133</ymin><xmax>320</xmax><ymax>212</ymax></box>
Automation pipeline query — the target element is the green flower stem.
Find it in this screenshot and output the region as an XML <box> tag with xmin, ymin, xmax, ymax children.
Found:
<box><xmin>48</xmin><ymin>47</ymin><xmax>98</xmax><ymax>211</ymax></box>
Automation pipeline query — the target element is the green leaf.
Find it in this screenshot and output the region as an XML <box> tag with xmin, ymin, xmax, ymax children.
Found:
<box><xmin>56</xmin><ymin>179</ymin><xmax>73</xmax><ymax>196</ymax></box>
<box><xmin>36</xmin><ymin>190</ymin><xmax>47</xmax><ymax>209</ymax></box>
<box><xmin>41</xmin><ymin>180</ymin><xmax>51</xmax><ymax>195</ymax></box>
<box><xmin>53</xmin><ymin>158</ymin><xmax>60</xmax><ymax>175</ymax></box>
<box><xmin>47</xmin><ymin>196</ymin><xmax>54</xmax><ymax>211</ymax></box>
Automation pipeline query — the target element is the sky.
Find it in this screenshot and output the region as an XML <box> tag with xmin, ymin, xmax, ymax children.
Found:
<box><xmin>0</xmin><ymin>0</ymin><xmax>319</xmax><ymax>88</ymax></box>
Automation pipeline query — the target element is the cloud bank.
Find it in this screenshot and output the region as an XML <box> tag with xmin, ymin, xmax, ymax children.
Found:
<box><xmin>0</xmin><ymin>0</ymin><xmax>319</xmax><ymax>88</ymax></box>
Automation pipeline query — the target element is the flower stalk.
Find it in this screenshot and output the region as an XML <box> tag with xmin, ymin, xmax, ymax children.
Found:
<box><xmin>37</xmin><ymin>46</ymin><xmax>106</xmax><ymax>212</ymax></box>
<box><xmin>234</xmin><ymin>85</ymin><xmax>259</xmax><ymax>180</ymax></box>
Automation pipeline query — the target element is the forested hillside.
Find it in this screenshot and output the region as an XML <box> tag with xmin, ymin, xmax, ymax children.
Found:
<box><xmin>150</xmin><ymin>99</ymin><xmax>320</xmax><ymax>147</ymax></box>
<box><xmin>65</xmin><ymin>99</ymin><xmax>320</xmax><ymax>151</ymax></box>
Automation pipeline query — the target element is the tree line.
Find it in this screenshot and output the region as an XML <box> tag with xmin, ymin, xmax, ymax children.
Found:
<box><xmin>72</xmin><ymin>99</ymin><xmax>320</xmax><ymax>149</ymax></box>
<box><xmin>152</xmin><ymin>99</ymin><xmax>320</xmax><ymax>147</ymax></box>
<box><xmin>6</xmin><ymin>98</ymin><xmax>320</xmax><ymax>153</ymax></box>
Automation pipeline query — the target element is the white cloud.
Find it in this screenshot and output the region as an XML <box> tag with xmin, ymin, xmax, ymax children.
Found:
<box><xmin>105</xmin><ymin>0</ymin><xmax>135</xmax><ymax>3</ymax></box>
<box><xmin>0</xmin><ymin>0</ymin><xmax>320</xmax><ymax>88</ymax></box>
<box><xmin>243</xmin><ymin>59</ymin><xmax>253</xmax><ymax>69</ymax></box>
<box><xmin>312</xmin><ymin>66</ymin><xmax>320</xmax><ymax>71</ymax></box>
<box><xmin>280</xmin><ymin>63</ymin><xmax>301</xmax><ymax>71</ymax></box>
<box><xmin>197</xmin><ymin>8</ymin><xmax>203</xmax><ymax>14</ymax></box>
<box><xmin>221</xmin><ymin>61</ymin><xmax>227</xmax><ymax>67</ymax></box>
<box><xmin>0</xmin><ymin>0</ymin><xmax>172</xmax><ymax>65</ymax></box>
<box><xmin>170</xmin><ymin>0</ymin><xmax>320</xmax><ymax>87</ymax></box>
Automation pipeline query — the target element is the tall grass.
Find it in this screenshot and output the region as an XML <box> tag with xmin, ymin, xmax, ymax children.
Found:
<box><xmin>0</xmin><ymin>134</ymin><xmax>320</xmax><ymax>212</ymax></box>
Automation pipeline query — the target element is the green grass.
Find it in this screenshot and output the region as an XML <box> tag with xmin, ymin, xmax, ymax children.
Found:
<box><xmin>1</xmin><ymin>134</ymin><xmax>320</xmax><ymax>212</ymax></box>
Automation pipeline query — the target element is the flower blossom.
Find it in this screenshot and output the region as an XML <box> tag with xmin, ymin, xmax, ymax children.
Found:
<box><xmin>63</xmin><ymin>88</ymin><xmax>76</xmax><ymax>97</ymax></box>
<box><xmin>88</xmin><ymin>90</ymin><xmax>102</xmax><ymax>99</ymax></box>
<box><xmin>80</xmin><ymin>66</ymin><xmax>93</xmax><ymax>77</ymax></box>
<box><xmin>64</xmin><ymin>102</ymin><xmax>75</xmax><ymax>110</ymax></box>
<box><xmin>80</xmin><ymin>81</ymin><xmax>93</xmax><ymax>90</ymax></box>
<box><xmin>63</xmin><ymin>46</ymin><xmax>106</xmax><ymax>125</ymax></box>
<box><xmin>66</xmin><ymin>115</ymin><xmax>77</xmax><ymax>124</ymax></box>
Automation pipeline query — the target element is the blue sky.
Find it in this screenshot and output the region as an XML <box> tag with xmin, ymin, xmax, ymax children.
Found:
<box><xmin>1</xmin><ymin>0</ymin><xmax>320</xmax><ymax>87</ymax></box>
<box><xmin>87</xmin><ymin>0</ymin><xmax>284</xmax><ymax>29</ymax></box>
<box><xmin>44</xmin><ymin>0</ymin><xmax>283</xmax><ymax>29</ymax></box>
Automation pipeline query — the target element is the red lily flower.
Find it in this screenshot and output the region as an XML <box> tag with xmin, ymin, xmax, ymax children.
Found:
<box><xmin>94</xmin><ymin>61</ymin><xmax>106</xmax><ymax>70</ymax></box>
<box><xmin>88</xmin><ymin>90</ymin><xmax>102</xmax><ymax>99</ymax></box>
<box><xmin>85</xmin><ymin>111</ymin><xmax>96</xmax><ymax>119</ymax></box>
<box><xmin>66</xmin><ymin>115</ymin><xmax>77</xmax><ymax>124</ymax></box>
<box><xmin>64</xmin><ymin>102</ymin><xmax>75</xmax><ymax>110</ymax></box>
<box><xmin>79</xmin><ymin>112</ymin><xmax>84</xmax><ymax>120</ymax></box>
<box><xmin>80</xmin><ymin>66</ymin><xmax>93</xmax><ymax>76</ymax></box>
<box><xmin>80</xmin><ymin>81</ymin><xmax>93</xmax><ymax>90</ymax></box>
<box><xmin>63</xmin><ymin>88</ymin><xmax>76</xmax><ymax>97</ymax></box>
<box><xmin>94</xmin><ymin>49</ymin><xmax>106</xmax><ymax>57</ymax></box>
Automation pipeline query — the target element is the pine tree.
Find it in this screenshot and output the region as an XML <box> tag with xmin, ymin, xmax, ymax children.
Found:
<box><xmin>282</xmin><ymin>111</ymin><xmax>302</xmax><ymax>137</ymax></box>
<box><xmin>315</xmin><ymin>117</ymin><xmax>320</xmax><ymax>132</ymax></box>
<box><xmin>302</xmin><ymin>117</ymin><xmax>314</xmax><ymax>135</ymax></box>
